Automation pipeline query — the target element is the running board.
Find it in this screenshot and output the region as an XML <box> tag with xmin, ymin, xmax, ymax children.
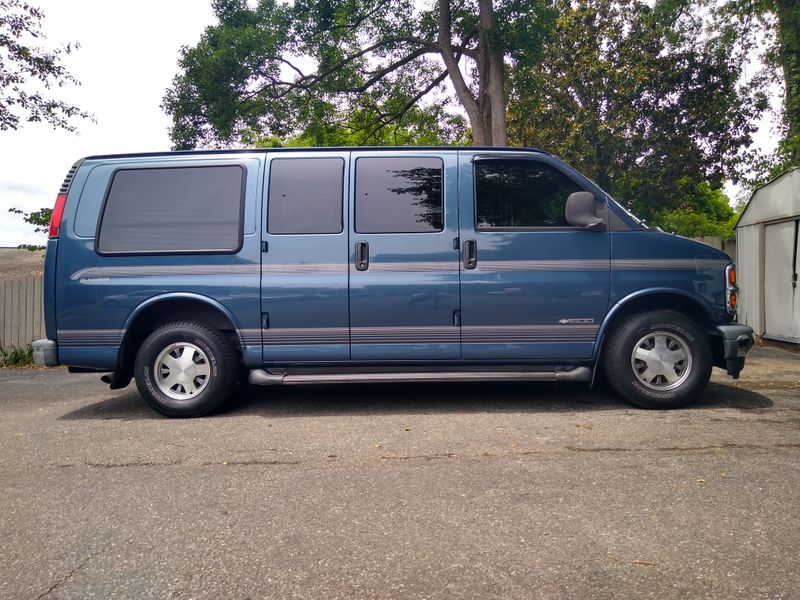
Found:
<box><xmin>247</xmin><ymin>367</ymin><xmax>591</xmax><ymax>386</ymax></box>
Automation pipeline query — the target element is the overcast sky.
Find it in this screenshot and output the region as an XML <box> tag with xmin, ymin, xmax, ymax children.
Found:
<box><xmin>0</xmin><ymin>1</ymin><xmax>782</xmax><ymax>246</ymax></box>
<box><xmin>0</xmin><ymin>0</ymin><xmax>215</xmax><ymax>246</ymax></box>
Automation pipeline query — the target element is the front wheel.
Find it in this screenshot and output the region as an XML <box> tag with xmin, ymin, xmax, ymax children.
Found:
<box><xmin>602</xmin><ymin>310</ymin><xmax>712</xmax><ymax>409</ymax></box>
<box><xmin>134</xmin><ymin>321</ymin><xmax>237</xmax><ymax>417</ymax></box>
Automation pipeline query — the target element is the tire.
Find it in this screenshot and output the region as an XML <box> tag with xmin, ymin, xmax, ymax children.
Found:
<box><xmin>602</xmin><ymin>310</ymin><xmax>712</xmax><ymax>409</ymax></box>
<box><xmin>134</xmin><ymin>321</ymin><xmax>237</xmax><ymax>417</ymax></box>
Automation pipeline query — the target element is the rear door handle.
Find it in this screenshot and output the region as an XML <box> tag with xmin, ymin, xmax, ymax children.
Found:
<box><xmin>355</xmin><ymin>240</ymin><xmax>369</xmax><ymax>271</ymax></box>
<box><xmin>463</xmin><ymin>239</ymin><xmax>477</xmax><ymax>269</ymax></box>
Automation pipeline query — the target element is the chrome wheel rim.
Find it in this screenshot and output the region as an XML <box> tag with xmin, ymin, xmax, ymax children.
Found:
<box><xmin>154</xmin><ymin>342</ymin><xmax>211</xmax><ymax>400</ymax></box>
<box><xmin>630</xmin><ymin>331</ymin><xmax>692</xmax><ymax>391</ymax></box>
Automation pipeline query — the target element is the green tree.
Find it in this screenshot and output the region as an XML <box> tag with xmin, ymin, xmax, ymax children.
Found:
<box><xmin>508</xmin><ymin>0</ymin><xmax>767</xmax><ymax>230</ymax></box>
<box><xmin>7</xmin><ymin>206</ymin><xmax>50</xmax><ymax>249</ymax></box>
<box><xmin>163</xmin><ymin>0</ymin><xmax>553</xmax><ymax>148</ymax></box>
<box><xmin>254</xmin><ymin>104</ymin><xmax>468</xmax><ymax>147</ymax></box>
<box><xmin>713</xmin><ymin>0</ymin><xmax>800</xmax><ymax>175</ymax></box>
<box><xmin>773</xmin><ymin>0</ymin><xmax>800</xmax><ymax>164</ymax></box>
<box><xmin>656</xmin><ymin>179</ymin><xmax>739</xmax><ymax>239</ymax></box>
<box><xmin>0</xmin><ymin>0</ymin><xmax>92</xmax><ymax>131</ymax></box>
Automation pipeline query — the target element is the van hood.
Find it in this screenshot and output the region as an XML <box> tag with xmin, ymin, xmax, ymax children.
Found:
<box><xmin>638</xmin><ymin>230</ymin><xmax>732</xmax><ymax>263</ymax></box>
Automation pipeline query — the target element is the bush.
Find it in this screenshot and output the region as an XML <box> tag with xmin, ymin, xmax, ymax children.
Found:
<box><xmin>655</xmin><ymin>209</ymin><xmax>738</xmax><ymax>240</ymax></box>
<box><xmin>652</xmin><ymin>179</ymin><xmax>738</xmax><ymax>240</ymax></box>
<box><xmin>0</xmin><ymin>345</ymin><xmax>34</xmax><ymax>366</ymax></box>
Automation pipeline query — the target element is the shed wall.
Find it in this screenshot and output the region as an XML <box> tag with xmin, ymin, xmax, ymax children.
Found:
<box><xmin>736</xmin><ymin>223</ymin><xmax>763</xmax><ymax>335</ymax></box>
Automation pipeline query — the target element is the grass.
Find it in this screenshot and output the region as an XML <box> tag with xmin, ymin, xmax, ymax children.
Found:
<box><xmin>0</xmin><ymin>344</ymin><xmax>34</xmax><ymax>367</ymax></box>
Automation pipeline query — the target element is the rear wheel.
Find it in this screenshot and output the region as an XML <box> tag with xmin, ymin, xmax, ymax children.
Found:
<box><xmin>603</xmin><ymin>310</ymin><xmax>712</xmax><ymax>409</ymax></box>
<box><xmin>134</xmin><ymin>321</ymin><xmax>237</xmax><ymax>417</ymax></box>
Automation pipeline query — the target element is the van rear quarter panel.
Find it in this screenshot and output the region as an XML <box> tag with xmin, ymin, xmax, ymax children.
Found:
<box><xmin>55</xmin><ymin>155</ymin><xmax>264</xmax><ymax>369</ymax></box>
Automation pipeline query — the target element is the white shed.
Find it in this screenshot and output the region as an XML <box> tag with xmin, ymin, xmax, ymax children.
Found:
<box><xmin>736</xmin><ymin>167</ymin><xmax>800</xmax><ymax>343</ymax></box>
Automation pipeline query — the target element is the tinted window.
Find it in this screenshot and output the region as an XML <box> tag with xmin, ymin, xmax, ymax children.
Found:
<box><xmin>475</xmin><ymin>159</ymin><xmax>581</xmax><ymax>228</ymax></box>
<box><xmin>97</xmin><ymin>165</ymin><xmax>244</xmax><ymax>254</ymax></box>
<box><xmin>355</xmin><ymin>157</ymin><xmax>443</xmax><ymax>233</ymax></box>
<box><xmin>268</xmin><ymin>158</ymin><xmax>344</xmax><ymax>234</ymax></box>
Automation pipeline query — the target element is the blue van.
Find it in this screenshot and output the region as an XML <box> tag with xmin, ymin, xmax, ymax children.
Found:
<box><xmin>33</xmin><ymin>147</ymin><xmax>754</xmax><ymax>417</ymax></box>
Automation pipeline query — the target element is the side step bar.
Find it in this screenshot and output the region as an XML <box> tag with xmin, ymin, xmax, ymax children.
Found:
<box><xmin>248</xmin><ymin>367</ymin><xmax>591</xmax><ymax>386</ymax></box>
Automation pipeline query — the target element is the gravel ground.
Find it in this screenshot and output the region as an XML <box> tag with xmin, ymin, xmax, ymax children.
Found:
<box><xmin>0</xmin><ymin>344</ymin><xmax>798</xmax><ymax>599</ymax></box>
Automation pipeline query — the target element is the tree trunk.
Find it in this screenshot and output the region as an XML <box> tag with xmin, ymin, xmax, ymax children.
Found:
<box><xmin>776</xmin><ymin>0</ymin><xmax>800</xmax><ymax>162</ymax></box>
<box><xmin>438</xmin><ymin>0</ymin><xmax>507</xmax><ymax>146</ymax></box>
<box><xmin>478</xmin><ymin>0</ymin><xmax>507</xmax><ymax>146</ymax></box>
<box><xmin>438</xmin><ymin>0</ymin><xmax>485</xmax><ymax>144</ymax></box>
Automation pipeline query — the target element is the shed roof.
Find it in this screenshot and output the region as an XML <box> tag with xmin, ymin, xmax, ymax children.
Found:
<box><xmin>737</xmin><ymin>167</ymin><xmax>800</xmax><ymax>228</ymax></box>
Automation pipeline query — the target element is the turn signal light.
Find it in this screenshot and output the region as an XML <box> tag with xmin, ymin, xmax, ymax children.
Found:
<box><xmin>725</xmin><ymin>264</ymin><xmax>739</xmax><ymax>314</ymax></box>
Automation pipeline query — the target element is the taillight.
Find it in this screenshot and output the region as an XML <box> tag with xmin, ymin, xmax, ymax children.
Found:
<box><xmin>49</xmin><ymin>194</ymin><xmax>67</xmax><ymax>238</ymax></box>
<box><xmin>725</xmin><ymin>264</ymin><xmax>739</xmax><ymax>315</ymax></box>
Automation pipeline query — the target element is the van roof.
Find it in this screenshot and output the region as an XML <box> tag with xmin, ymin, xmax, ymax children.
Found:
<box><xmin>84</xmin><ymin>146</ymin><xmax>551</xmax><ymax>161</ymax></box>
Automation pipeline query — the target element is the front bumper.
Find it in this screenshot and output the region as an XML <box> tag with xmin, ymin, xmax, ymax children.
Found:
<box><xmin>32</xmin><ymin>339</ymin><xmax>59</xmax><ymax>367</ymax></box>
<box><xmin>716</xmin><ymin>324</ymin><xmax>755</xmax><ymax>378</ymax></box>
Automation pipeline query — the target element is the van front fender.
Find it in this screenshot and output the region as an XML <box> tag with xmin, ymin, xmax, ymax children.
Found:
<box><xmin>590</xmin><ymin>288</ymin><xmax>718</xmax><ymax>386</ymax></box>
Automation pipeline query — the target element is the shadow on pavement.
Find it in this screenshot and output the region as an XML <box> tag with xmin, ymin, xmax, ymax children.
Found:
<box><xmin>694</xmin><ymin>381</ymin><xmax>775</xmax><ymax>410</ymax></box>
<box><xmin>59</xmin><ymin>380</ymin><xmax>772</xmax><ymax>421</ymax></box>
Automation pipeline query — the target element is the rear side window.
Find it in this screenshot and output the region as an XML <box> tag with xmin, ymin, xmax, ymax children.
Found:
<box><xmin>475</xmin><ymin>159</ymin><xmax>581</xmax><ymax>229</ymax></box>
<box><xmin>268</xmin><ymin>158</ymin><xmax>344</xmax><ymax>234</ymax></box>
<box><xmin>355</xmin><ymin>157</ymin><xmax>443</xmax><ymax>233</ymax></box>
<box><xmin>96</xmin><ymin>165</ymin><xmax>244</xmax><ymax>254</ymax></box>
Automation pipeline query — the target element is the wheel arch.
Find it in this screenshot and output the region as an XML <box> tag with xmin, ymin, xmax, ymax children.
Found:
<box><xmin>110</xmin><ymin>293</ymin><xmax>244</xmax><ymax>389</ymax></box>
<box><xmin>591</xmin><ymin>289</ymin><xmax>717</xmax><ymax>385</ymax></box>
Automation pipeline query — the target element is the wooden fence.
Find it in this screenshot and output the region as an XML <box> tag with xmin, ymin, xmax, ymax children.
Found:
<box><xmin>0</xmin><ymin>277</ymin><xmax>45</xmax><ymax>349</ymax></box>
<box><xmin>691</xmin><ymin>236</ymin><xmax>737</xmax><ymax>260</ymax></box>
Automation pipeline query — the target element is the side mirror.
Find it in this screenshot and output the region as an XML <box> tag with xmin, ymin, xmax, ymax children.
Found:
<box><xmin>565</xmin><ymin>191</ymin><xmax>606</xmax><ymax>231</ymax></box>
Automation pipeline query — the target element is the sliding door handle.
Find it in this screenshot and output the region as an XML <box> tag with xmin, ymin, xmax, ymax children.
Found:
<box><xmin>355</xmin><ymin>240</ymin><xmax>369</xmax><ymax>271</ymax></box>
<box><xmin>463</xmin><ymin>239</ymin><xmax>477</xmax><ymax>269</ymax></box>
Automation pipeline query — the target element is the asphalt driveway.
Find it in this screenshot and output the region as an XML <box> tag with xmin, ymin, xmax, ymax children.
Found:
<box><xmin>0</xmin><ymin>345</ymin><xmax>798</xmax><ymax>599</ymax></box>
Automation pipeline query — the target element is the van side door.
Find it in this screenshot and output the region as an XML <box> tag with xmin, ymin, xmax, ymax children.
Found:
<box><xmin>458</xmin><ymin>152</ymin><xmax>611</xmax><ymax>360</ymax></box>
<box><xmin>261</xmin><ymin>152</ymin><xmax>350</xmax><ymax>361</ymax></box>
<box><xmin>348</xmin><ymin>151</ymin><xmax>461</xmax><ymax>360</ymax></box>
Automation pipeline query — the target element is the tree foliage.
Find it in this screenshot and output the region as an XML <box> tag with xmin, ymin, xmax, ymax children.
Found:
<box><xmin>656</xmin><ymin>179</ymin><xmax>738</xmax><ymax>239</ymax></box>
<box><xmin>775</xmin><ymin>0</ymin><xmax>800</xmax><ymax>157</ymax></box>
<box><xmin>0</xmin><ymin>0</ymin><xmax>91</xmax><ymax>131</ymax></box>
<box><xmin>8</xmin><ymin>206</ymin><xmax>50</xmax><ymax>231</ymax></box>
<box><xmin>712</xmin><ymin>0</ymin><xmax>800</xmax><ymax>178</ymax></box>
<box><xmin>254</xmin><ymin>105</ymin><xmax>469</xmax><ymax>147</ymax></box>
<box><xmin>163</xmin><ymin>0</ymin><xmax>553</xmax><ymax>148</ymax></box>
<box><xmin>508</xmin><ymin>0</ymin><xmax>767</xmax><ymax>232</ymax></box>
<box><xmin>660</xmin><ymin>0</ymin><xmax>800</xmax><ymax>186</ymax></box>
<box><xmin>7</xmin><ymin>206</ymin><xmax>49</xmax><ymax>249</ymax></box>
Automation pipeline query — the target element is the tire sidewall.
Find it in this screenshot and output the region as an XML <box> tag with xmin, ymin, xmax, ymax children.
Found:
<box><xmin>135</xmin><ymin>325</ymin><xmax>230</xmax><ymax>417</ymax></box>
